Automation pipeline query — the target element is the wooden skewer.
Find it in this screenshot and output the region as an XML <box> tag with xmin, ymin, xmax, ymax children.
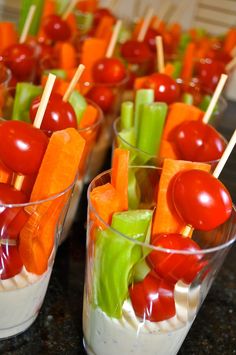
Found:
<box><xmin>182</xmin><ymin>128</ymin><xmax>236</xmax><ymax>237</ymax></box>
<box><xmin>62</xmin><ymin>0</ymin><xmax>79</xmax><ymax>20</ymax></box>
<box><xmin>153</xmin><ymin>1</ymin><xmax>172</xmax><ymax>30</ymax></box>
<box><xmin>105</xmin><ymin>20</ymin><xmax>122</xmax><ymax>58</ymax></box>
<box><xmin>225</xmin><ymin>57</ymin><xmax>236</xmax><ymax>72</ymax></box>
<box><xmin>63</xmin><ymin>64</ymin><xmax>85</xmax><ymax>102</ymax></box>
<box><xmin>19</xmin><ymin>5</ymin><xmax>36</xmax><ymax>43</ymax></box>
<box><xmin>156</xmin><ymin>36</ymin><xmax>165</xmax><ymax>73</ymax></box>
<box><xmin>202</xmin><ymin>74</ymin><xmax>228</xmax><ymax>124</ymax></box>
<box><xmin>137</xmin><ymin>8</ymin><xmax>154</xmax><ymax>42</ymax></box>
<box><xmin>14</xmin><ymin>73</ymin><xmax>56</xmax><ymax>191</ymax></box>
<box><xmin>230</xmin><ymin>46</ymin><xmax>236</xmax><ymax>58</ymax></box>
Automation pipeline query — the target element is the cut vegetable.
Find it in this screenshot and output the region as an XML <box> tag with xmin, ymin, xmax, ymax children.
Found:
<box><xmin>111</xmin><ymin>148</ymin><xmax>129</xmax><ymax>211</ymax></box>
<box><xmin>68</xmin><ymin>90</ymin><xmax>87</xmax><ymax>124</ymax></box>
<box><xmin>134</xmin><ymin>89</ymin><xmax>154</xmax><ymax>138</ymax></box>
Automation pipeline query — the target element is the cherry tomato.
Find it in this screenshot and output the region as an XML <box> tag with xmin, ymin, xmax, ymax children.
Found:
<box><xmin>93</xmin><ymin>57</ymin><xmax>126</xmax><ymax>84</ymax></box>
<box><xmin>30</xmin><ymin>93</ymin><xmax>78</xmax><ymax>133</ymax></box>
<box><xmin>86</xmin><ymin>86</ymin><xmax>114</xmax><ymax>113</ymax></box>
<box><xmin>196</xmin><ymin>58</ymin><xmax>225</xmax><ymax>92</ymax></box>
<box><xmin>43</xmin><ymin>14</ymin><xmax>71</xmax><ymax>42</ymax></box>
<box><xmin>171</xmin><ymin>169</ymin><xmax>232</xmax><ymax>230</ymax></box>
<box><xmin>2</xmin><ymin>44</ymin><xmax>36</xmax><ymax>81</ymax></box>
<box><xmin>0</xmin><ymin>121</ymin><xmax>49</xmax><ymax>175</ymax></box>
<box><xmin>121</xmin><ymin>40</ymin><xmax>152</xmax><ymax>64</ymax></box>
<box><xmin>129</xmin><ymin>271</ymin><xmax>175</xmax><ymax>322</ymax></box>
<box><xmin>0</xmin><ymin>183</ymin><xmax>29</xmax><ymax>239</ymax></box>
<box><xmin>142</xmin><ymin>73</ymin><xmax>180</xmax><ymax>104</ymax></box>
<box><xmin>0</xmin><ymin>244</ymin><xmax>23</xmax><ymax>279</ymax></box>
<box><xmin>173</xmin><ymin>121</ymin><xmax>226</xmax><ymax>162</ymax></box>
<box><xmin>144</xmin><ymin>28</ymin><xmax>160</xmax><ymax>52</ymax></box>
<box><xmin>147</xmin><ymin>234</ymin><xmax>204</xmax><ymax>284</ymax></box>
<box><xmin>93</xmin><ymin>8</ymin><xmax>115</xmax><ymax>28</ymax></box>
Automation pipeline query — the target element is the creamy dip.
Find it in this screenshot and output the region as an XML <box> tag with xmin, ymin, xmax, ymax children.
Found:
<box><xmin>0</xmin><ymin>266</ymin><xmax>52</xmax><ymax>339</ymax></box>
<box><xmin>83</xmin><ymin>282</ymin><xmax>200</xmax><ymax>355</ymax></box>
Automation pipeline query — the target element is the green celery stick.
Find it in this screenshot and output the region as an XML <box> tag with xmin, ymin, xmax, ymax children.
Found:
<box><xmin>182</xmin><ymin>93</ymin><xmax>194</xmax><ymax>105</ymax></box>
<box><xmin>133</xmin><ymin>259</ymin><xmax>151</xmax><ymax>282</ymax></box>
<box><xmin>94</xmin><ymin>209</ymin><xmax>153</xmax><ymax>318</ymax></box>
<box><xmin>128</xmin><ymin>170</ymin><xmax>141</xmax><ymax>209</ymax></box>
<box><xmin>117</xmin><ymin>127</ymin><xmax>136</xmax><ymax>147</ymax></box>
<box><xmin>120</xmin><ymin>101</ymin><xmax>134</xmax><ymax>130</ymax></box>
<box><xmin>134</xmin><ymin>89</ymin><xmax>154</xmax><ymax>138</ymax></box>
<box><xmin>178</xmin><ymin>33</ymin><xmax>191</xmax><ymax>53</ymax></box>
<box><xmin>199</xmin><ymin>94</ymin><xmax>212</xmax><ymax>111</ymax></box>
<box><xmin>55</xmin><ymin>0</ymin><xmax>68</xmax><ymax>14</ymax></box>
<box><xmin>18</xmin><ymin>0</ymin><xmax>45</xmax><ymax>36</ymax></box>
<box><xmin>76</xmin><ymin>12</ymin><xmax>94</xmax><ymax>34</ymax></box>
<box><xmin>172</xmin><ymin>60</ymin><xmax>182</xmax><ymax>79</ymax></box>
<box><xmin>68</xmin><ymin>90</ymin><xmax>87</xmax><ymax>124</ymax></box>
<box><xmin>44</xmin><ymin>69</ymin><xmax>67</xmax><ymax>80</ymax></box>
<box><xmin>136</xmin><ymin>102</ymin><xmax>168</xmax><ymax>156</ymax></box>
<box><xmin>12</xmin><ymin>83</ymin><xmax>43</xmax><ymax>122</ymax></box>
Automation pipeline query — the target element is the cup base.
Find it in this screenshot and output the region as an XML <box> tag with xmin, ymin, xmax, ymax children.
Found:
<box><xmin>83</xmin><ymin>337</ymin><xmax>95</xmax><ymax>355</ymax></box>
<box><xmin>0</xmin><ymin>313</ymin><xmax>38</xmax><ymax>340</ymax></box>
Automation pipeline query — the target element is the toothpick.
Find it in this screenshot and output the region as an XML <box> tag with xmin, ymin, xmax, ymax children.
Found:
<box><xmin>153</xmin><ymin>1</ymin><xmax>172</xmax><ymax>30</ymax></box>
<box><xmin>202</xmin><ymin>74</ymin><xmax>228</xmax><ymax>124</ymax></box>
<box><xmin>105</xmin><ymin>20</ymin><xmax>122</xmax><ymax>58</ymax></box>
<box><xmin>213</xmin><ymin>129</ymin><xmax>236</xmax><ymax>178</ymax></box>
<box><xmin>62</xmin><ymin>0</ymin><xmax>79</xmax><ymax>20</ymax></box>
<box><xmin>14</xmin><ymin>73</ymin><xmax>56</xmax><ymax>191</ymax></box>
<box><xmin>230</xmin><ymin>46</ymin><xmax>236</xmax><ymax>58</ymax></box>
<box><xmin>63</xmin><ymin>64</ymin><xmax>85</xmax><ymax>102</ymax></box>
<box><xmin>225</xmin><ymin>57</ymin><xmax>236</xmax><ymax>72</ymax></box>
<box><xmin>137</xmin><ymin>8</ymin><xmax>154</xmax><ymax>42</ymax></box>
<box><xmin>156</xmin><ymin>36</ymin><xmax>164</xmax><ymax>73</ymax></box>
<box><xmin>19</xmin><ymin>5</ymin><xmax>36</xmax><ymax>43</ymax></box>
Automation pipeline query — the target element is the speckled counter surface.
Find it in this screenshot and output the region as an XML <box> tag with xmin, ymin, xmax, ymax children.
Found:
<box><xmin>0</xmin><ymin>102</ymin><xmax>235</xmax><ymax>355</ymax></box>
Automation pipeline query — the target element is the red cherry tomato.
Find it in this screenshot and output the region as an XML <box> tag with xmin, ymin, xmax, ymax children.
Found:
<box><xmin>93</xmin><ymin>8</ymin><xmax>115</xmax><ymax>27</ymax></box>
<box><xmin>86</xmin><ymin>86</ymin><xmax>114</xmax><ymax>113</ymax></box>
<box><xmin>0</xmin><ymin>121</ymin><xmax>49</xmax><ymax>175</ymax></box>
<box><xmin>171</xmin><ymin>169</ymin><xmax>232</xmax><ymax>231</ymax></box>
<box><xmin>30</xmin><ymin>93</ymin><xmax>78</xmax><ymax>133</ymax></box>
<box><xmin>147</xmin><ymin>234</ymin><xmax>204</xmax><ymax>284</ymax></box>
<box><xmin>0</xmin><ymin>244</ymin><xmax>23</xmax><ymax>279</ymax></box>
<box><xmin>129</xmin><ymin>271</ymin><xmax>175</xmax><ymax>322</ymax></box>
<box><xmin>196</xmin><ymin>58</ymin><xmax>225</xmax><ymax>92</ymax></box>
<box><xmin>144</xmin><ymin>28</ymin><xmax>160</xmax><ymax>52</ymax></box>
<box><xmin>43</xmin><ymin>14</ymin><xmax>71</xmax><ymax>42</ymax></box>
<box><xmin>121</xmin><ymin>40</ymin><xmax>152</xmax><ymax>64</ymax></box>
<box><xmin>173</xmin><ymin>121</ymin><xmax>226</xmax><ymax>162</ymax></box>
<box><xmin>142</xmin><ymin>73</ymin><xmax>180</xmax><ymax>104</ymax></box>
<box><xmin>0</xmin><ymin>183</ymin><xmax>29</xmax><ymax>239</ymax></box>
<box><xmin>2</xmin><ymin>44</ymin><xmax>36</xmax><ymax>81</ymax></box>
<box><xmin>93</xmin><ymin>57</ymin><xmax>126</xmax><ymax>84</ymax></box>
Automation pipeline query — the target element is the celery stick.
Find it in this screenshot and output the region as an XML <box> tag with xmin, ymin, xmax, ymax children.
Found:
<box><xmin>128</xmin><ymin>170</ymin><xmax>140</xmax><ymax>209</ymax></box>
<box><xmin>55</xmin><ymin>0</ymin><xmax>68</xmax><ymax>14</ymax></box>
<box><xmin>136</xmin><ymin>102</ymin><xmax>168</xmax><ymax>156</ymax></box>
<box><xmin>133</xmin><ymin>259</ymin><xmax>151</xmax><ymax>282</ymax></box>
<box><xmin>134</xmin><ymin>89</ymin><xmax>154</xmax><ymax>138</ymax></box>
<box><xmin>94</xmin><ymin>209</ymin><xmax>153</xmax><ymax>318</ymax></box>
<box><xmin>199</xmin><ymin>94</ymin><xmax>212</xmax><ymax>111</ymax></box>
<box><xmin>182</xmin><ymin>93</ymin><xmax>194</xmax><ymax>105</ymax></box>
<box><xmin>117</xmin><ymin>127</ymin><xmax>136</xmax><ymax>147</ymax></box>
<box><xmin>120</xmin><ymin>101</ymin><xmax>134</xmax><ymax>130</ymax></box>
<box><xmin>172</xmin><ymin>60</ymin><xmax>182</xmax><ymax>79</ymax></box>
<box><xmin>69</xmin><ymin>90</ymin><xmax>87</xmax><ymax>124</ymax></box>
<box><xmin>43</xmin><ymin>69</ymin><xmax>67</xmax><ymax>80</ymax></box>
<box><xmin>18</xmin><ymin>0</ymin><xmax>45</xmax><ymax>36</ymax></box>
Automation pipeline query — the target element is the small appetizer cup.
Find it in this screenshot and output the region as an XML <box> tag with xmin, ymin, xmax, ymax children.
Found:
<box><xmin>83</xmin><ymin>165</ymin><xmax>236</xmax><ymax>355</ymax></box>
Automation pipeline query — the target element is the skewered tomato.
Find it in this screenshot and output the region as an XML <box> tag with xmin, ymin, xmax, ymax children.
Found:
<box><xmin>147</xmin><ymin>233</ymin><xmax>204</xmax><ymax>284</ymax></box>
<box><xmin>43</xmin><ymin>14</ymin><xmax>71</xmax><ymax>42</ymax></box>
<box><xmin>171</xmin><ymin>169</ymin><xmax>232</xmax><ymax>230</ymax></box>
<box><xmin>93</xmin><ymin>57</ymin><xmax>126</xmax><ymax>84</ymax></box>
<box><xmin>0</xmin><ymin>121</ymin><xmax>48</xmax><ymax>175</ymax></box>
<box><xmin>173</xmin><ymin>120</ymin><xmax>226</xmax><ymax>162</ymax></box>
<box><xmin>121</xmin><ymin>40</ymin><xmax>152</xmax><ymax>64</ymax></box>
<box><xmin>86</xmin><ymin>86</ymin><xmax>114</xmax><ymax>112</ymax></box>
<box><xmin>30</xmin><ymin>93</ymin><xmax>78</xmax><ymax>133</ymax></box>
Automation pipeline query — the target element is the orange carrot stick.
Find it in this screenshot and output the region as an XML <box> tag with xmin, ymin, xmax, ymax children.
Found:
<box><xmin>79</xmin><ymin>104</ymin><xmax>98</xmax><ymax>128</ymax></box>
<box><xmin>111</xmin><ymin>148</ymin><xmax>129</xmax><ymax>211</ymax></box>
<box><xmin>180</xmin><ymin>42</ymin><xmax>196</xmax><ymax>81</ymax></box>
<box><xmin>0</xmin><ymin>22</ymin><xmax>18</xmax><ymax>53</ymax></box>
<box><xmin>152</xmin><ymin>158</ymin><xmax>211</xmax><ymax>235</ymax></box>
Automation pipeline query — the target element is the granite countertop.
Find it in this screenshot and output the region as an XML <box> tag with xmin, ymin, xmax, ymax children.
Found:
<box><xmin>0</xmin><ymin>102</ymin><xmax>235</xmax><ymax>355</ymax></box>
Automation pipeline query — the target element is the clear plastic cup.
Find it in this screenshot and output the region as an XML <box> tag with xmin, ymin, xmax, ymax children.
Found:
<box><xmin>83</xmin><ymin>166</ymin><xmax>236</xmax><ymax>355</ymax></box>
<box><xmin>0</xmin><ymin>176</ymin><xmax>76</xmax><ymax>339</ymax></box>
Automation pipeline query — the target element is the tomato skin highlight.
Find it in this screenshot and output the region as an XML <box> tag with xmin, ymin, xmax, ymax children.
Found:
<box><xmin>129</xmin><ymin>271</ymin><xmax>176</xmax><ymax>322</ymax></box>
<box><xmin>0</xmin><ymin>121</ymin><xmax>49</xmax><ymax>175</ymax></box>
<box><xmin>173</xmin><ymin>121</ymin><xmax>226</xmax><ymax>162</ymax></box>
<box><xmin>30</xmin><ymin>93</ymin><xmax>78</xmax><ymax>133</ymax></box>
<box><xmin>147</xmin><ymin>234</ymin><xmax>204</xmax><ymax>284</ymax></box>
<box><xmin>142</xmin><ymin>73</ymin><xmax>180</xmax><ymax>104</ymax></box>
<box><xmin>171</xmin><ymin>170</ymin><xmax>232</xmax><ymax>231</ymax></box>
<box><xmin>93</xmin><ymin>57</ymin><xmax>126</xmax><ymax>84</ymax></box>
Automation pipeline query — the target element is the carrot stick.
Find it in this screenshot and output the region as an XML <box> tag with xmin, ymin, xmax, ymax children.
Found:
<box><xmin>79</xmin><ymin>104</ymin><xmax>98</xmax><ymax>128</ymax></box>
<box><xmin>111</xmin><ymin>148</ymin><xmax>129</xmax><ymax>211</ymax></box>
<box><xmin>94</xmin><ymin>16</ymin><xmax>115</xmax><ymax>42</ymax></box>
<box><xmin>56</xmin><ymin>42</ymin><xmax>77</xmax><ymax>70</ymax></box>
<box><xmin>0</xmin><ymin>22</ymin><xmax>18</xmax><ymax>52</ymax></box>
<box><xmin>180</xmin><ymin>42</ymin><xmax>195</xmax><ymax>81</ymax></box>
<box><xmin>152</xmin><ymin>158</ymin><xmax>211</xmax><ymax>235</ymax></box>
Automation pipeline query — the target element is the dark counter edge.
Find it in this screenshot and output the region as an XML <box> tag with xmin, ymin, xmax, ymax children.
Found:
<box><xmin>0</xmin><ymin>101</ymin><xmax>235</xmax><ymax>355</ymax></box>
